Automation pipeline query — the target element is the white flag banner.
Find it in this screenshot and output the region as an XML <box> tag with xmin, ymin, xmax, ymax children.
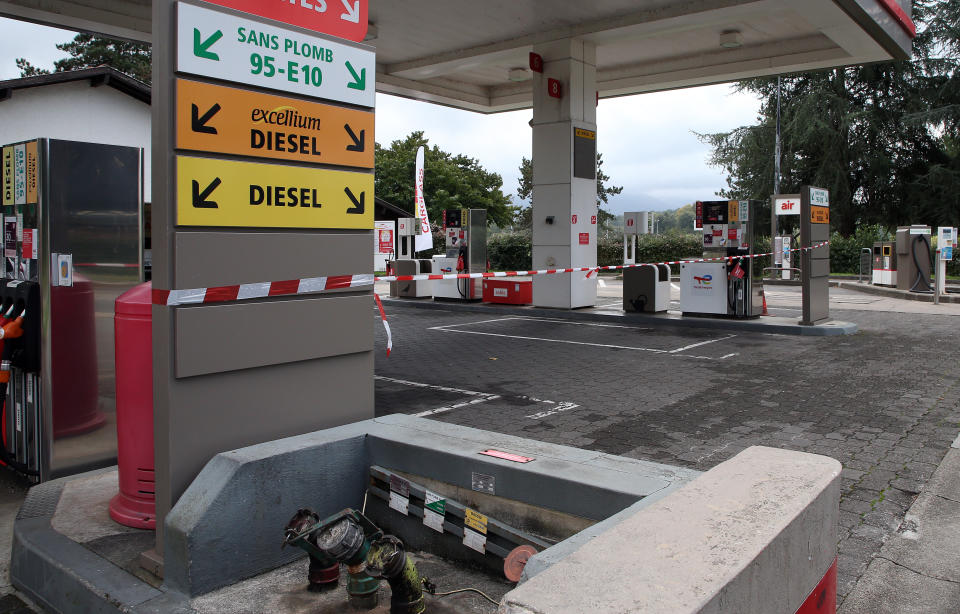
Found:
<box><xmin>414</xmin><ymin>146</ymin><xmax>433</xmax><ymax>253</ymax></box>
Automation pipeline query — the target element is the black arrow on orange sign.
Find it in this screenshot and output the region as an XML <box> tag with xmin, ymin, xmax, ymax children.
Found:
<box><xmin>344</xmin><ymin>124</ymin><xmax>365</xmax><ymax>152</ymax></box>
<box><xmin>345</xmin><ymin>187</ymin><xmax>364</xmax><ymax>214</ymax></box>
<box><xmin>193</xmin><ymin>177</ymin><xmax>221</xmax><ymax>209</ymax></box>
<box><xmin>192</xmin><ymin>103</ymin><xmax>221</xmax><ymax>134</ymax></box>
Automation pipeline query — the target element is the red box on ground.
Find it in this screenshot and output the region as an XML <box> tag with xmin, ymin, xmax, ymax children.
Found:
<box><xmin>483</xmin><ymin>279</ymin><xmax>532</xmax><ymax>305</ymax></box>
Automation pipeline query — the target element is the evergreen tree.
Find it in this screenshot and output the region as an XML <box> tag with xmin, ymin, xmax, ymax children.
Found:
<box><xmin>700</xmin><ymin>0</ymin><xmax>960</xmax><ymax>234</ymax></box>
<box><xmin>16</xmin><ymin>34</ymin><xmax>151</xmax><ymax>84</ymax></box>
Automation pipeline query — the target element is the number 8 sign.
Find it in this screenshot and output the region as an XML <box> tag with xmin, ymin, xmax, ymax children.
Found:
<box><xmin>548</xmin><ymin>78</ymin><xmax>562</xmax><ymax>99</ymax></box>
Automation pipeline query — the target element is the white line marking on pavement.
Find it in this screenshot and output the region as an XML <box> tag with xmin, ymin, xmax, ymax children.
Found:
<box><xmin>526</xmin><ymin>401</ymin><xmax>580</xmax><ymax>420</ymax></box>
<box><xmin>669</xmin><ymin>334</ymin><xmax>737</xmax><ymax>354</ymax></box>
<box><xmin>413</xmin><ymin>395</ymin><xmax>502</xmax><ymax>417</ymax></box>
<box><xmin>374</xmin><ymin>375</ymin><xmax>492</xmax><ymax>398</ymax></box>
<box><xmin>427</xmin><ymin>318</ymin><xmax>736</xmax><ymax>360</ymax></box>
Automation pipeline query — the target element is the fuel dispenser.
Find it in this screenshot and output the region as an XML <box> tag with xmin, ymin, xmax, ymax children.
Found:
<box><xmin>896</xmin><ymin>225</ymin><xmax>933</xmax><ymax>293</ymax></box>
<box><xmin>936</xmin><ymin>227</ymin><xmax>957</xmax><ymax>301</ymax></box>
<box><xmin>774</xmin><ymin>236</ymin><xmax>795</xmax><ymax>280</ymax></box>
<box><xmin>433</xmin><ymin>209</ymin><xmax>486</xmax><ymax>301</ymax></box>
<box><xmin>622</xmin><ymin>211</ymin><xmax>649</xmax><ymax>265</ymax></box>
<box><xmin>388</xmin><ymin>217</ymin><xmax>433</xmax><ymax>299</ymax></box>
<box><xmin>0</xmin><ymin>139</ymin><xmax>142</xmax><ymax>481</ymax></box>
<box><xmin>872</xmin><ymin>241</ymin><xmax>897</xmax><ymax>286</ymax></box>
<box><xmin>680</xmin><ymin>200</ymin><xmax>763</xmax><ymax>318</ymax></box>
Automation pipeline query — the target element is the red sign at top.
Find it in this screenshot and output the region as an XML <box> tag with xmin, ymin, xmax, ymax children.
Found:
<box><xmin>202</xmin><ymin>0</ymin><xmax>369</xmax><ymax>42</ymax></box>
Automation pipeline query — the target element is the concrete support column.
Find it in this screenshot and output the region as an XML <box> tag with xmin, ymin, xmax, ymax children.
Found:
<box><xmin>531</xmin><ymin>39</ymin><xmax>598</xmax><ymax>309</ymax></box>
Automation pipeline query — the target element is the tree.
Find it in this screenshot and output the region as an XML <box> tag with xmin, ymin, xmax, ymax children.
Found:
<box><xmin>515</xmin><ymin>152</ymin><xmax>623</xmax><ymax>228</ymax></box>
<box><xmin>698</xmin><ymin>0</ymin><xmax>960</xmax><ymax>235</ymax></box>
<box><xmin>375</xmin><ymin>132</ymin><xmax>516</xmax><ymax>227</ymax></box>
<box><xmin>16</xmin><ymin>34</ymin><xmax>151</xmax><ymax>84</ymax></box>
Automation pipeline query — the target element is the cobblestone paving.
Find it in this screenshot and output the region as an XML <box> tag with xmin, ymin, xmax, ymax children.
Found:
<box><xmin>374</xmin><ymin>304</ymin><xmax>960</xmax><ymax>605</ymax></box>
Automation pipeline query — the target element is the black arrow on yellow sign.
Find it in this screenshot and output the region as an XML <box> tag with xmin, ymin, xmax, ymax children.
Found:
<box><xmin>193</xmin><ymin>177</ymin><xmax>221</xmax><ymax>209</ymax></box>
<box><xmin>344</xmin><ymin>124</ymin><xmax>365</xmax><ymax>152</ymax></box>
<box><xmin>345</xmin><ymin>187</ymin><xmax>364</xmax><ymax>214</ymax></box>
<box><xmin>192</xmin><ymin>103</ymin><xmax>221</xmax><ymax>134</ymax></box>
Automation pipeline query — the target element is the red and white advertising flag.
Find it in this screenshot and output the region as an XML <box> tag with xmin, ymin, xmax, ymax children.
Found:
<box><xmin>414</xmin><ymin>146</ymin><xmax>433</xmax><ymax>253</ymax></box>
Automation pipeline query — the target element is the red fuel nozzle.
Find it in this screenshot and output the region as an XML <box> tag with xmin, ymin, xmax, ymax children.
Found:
<box><xmin>0</xmin><ymin>314</ymin><xmax>25</xmax><ymax>340</ymax></box>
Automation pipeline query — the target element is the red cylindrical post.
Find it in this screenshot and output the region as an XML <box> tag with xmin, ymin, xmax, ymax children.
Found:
<box><xmin>109</xmin><ymin>282</ymin><xmax>155</xmax><ymax>529</ymax></box>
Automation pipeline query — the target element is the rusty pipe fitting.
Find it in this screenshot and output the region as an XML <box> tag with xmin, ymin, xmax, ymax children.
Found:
<box><xmin>283</xmin><ymin>509</ymin><xmax>340</xmax><ymax>593</ymax></box>
<box><xmin>366</xmin><ymin>536</ymin><xmax>425</xmax><ymax>614</ymax></box>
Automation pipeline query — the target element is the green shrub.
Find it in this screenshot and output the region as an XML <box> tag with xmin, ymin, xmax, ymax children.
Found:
<box><xmin>488</xmin><ymin>229</ymin><xmax>532</xmax><ymax>271</ymax></box>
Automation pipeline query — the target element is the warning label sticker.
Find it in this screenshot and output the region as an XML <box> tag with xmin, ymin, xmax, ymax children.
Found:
<box><xmin>464</xmin><ymin>508</ymin><xmax>488</xmax><ymax>535</ymax></box>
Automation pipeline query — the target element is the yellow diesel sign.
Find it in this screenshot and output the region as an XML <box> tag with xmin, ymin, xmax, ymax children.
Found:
<box><xmin>176</xmin><ymin>156</ymin><xmax>373</xmax><ymax>229</ymax></box>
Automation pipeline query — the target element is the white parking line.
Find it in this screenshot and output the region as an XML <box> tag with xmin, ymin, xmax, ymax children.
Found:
<box><xmin>669</xmin><ymin>334</ymin><xmax>737</xmax><ymax>354</ymax></box>
<box><xmin>428</xmin><ymin>317</ymin><xmax>736</xmax><ymax>359</ymax></box>
<box><xmin>376</xmin><ymin>375</ymin><xmax>579</xmax><ymax>420</ymax></box>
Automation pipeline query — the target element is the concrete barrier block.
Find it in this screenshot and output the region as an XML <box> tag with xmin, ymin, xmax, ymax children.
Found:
<box><xmin>499</xmin><ymin>446</ymin><xmax>841</xmax><ymax>614</ymax></box>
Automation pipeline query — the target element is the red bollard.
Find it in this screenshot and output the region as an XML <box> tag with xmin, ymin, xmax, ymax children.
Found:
<box><xmin>109</xmin><ymin>282</ymin><xmax>156</xmax><ymax>530</ymax></box>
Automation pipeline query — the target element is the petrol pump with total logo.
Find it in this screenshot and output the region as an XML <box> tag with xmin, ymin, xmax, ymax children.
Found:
<box><xmin>680</xmin><ymin>200</ymin><xmax>764</xmax><ymax>318</ymax></box>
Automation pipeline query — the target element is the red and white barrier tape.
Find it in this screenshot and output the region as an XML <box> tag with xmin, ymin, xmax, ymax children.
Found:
<box><xmin>379</xmin><ymin>242</ymin><xmax>830</xmax><ymax>283</ymax></box>
<box><xmin>373</xmin><ymin>294</ymin><xmax>392</xmax><ymax>357</ymax></box>
<box><xmin>151</xmin><ymin>274</ymin><xmax>374</xmax><ymax>306</ymax></box>
<box><xmin>148</xmin><ymin>242</ymin><xmax>829</xmax><ymax>358</ymax></box>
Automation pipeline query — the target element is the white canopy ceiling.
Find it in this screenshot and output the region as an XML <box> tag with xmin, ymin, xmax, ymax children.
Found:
<box><xmin>0</xmin><ymin>0</ymin><xmax>914</xmax><ymax>112</ymax></box>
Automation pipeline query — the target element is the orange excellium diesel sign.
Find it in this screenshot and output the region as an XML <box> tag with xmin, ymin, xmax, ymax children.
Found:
<box><xmin>176</xmin><ymin>79</ymin><xmax>374</xmax><ymax>169</ymax></box>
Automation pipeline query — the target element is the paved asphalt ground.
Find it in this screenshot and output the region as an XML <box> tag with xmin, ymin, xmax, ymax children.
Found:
<box><xmin>375</xmin><ymin>282</ymin><xmax>960</xmax><ymax>608</ymax></box>
<box><xmin>0</xmin><ymin>281</ymin><xmax>958</xmax><ymax>612</ymax></box>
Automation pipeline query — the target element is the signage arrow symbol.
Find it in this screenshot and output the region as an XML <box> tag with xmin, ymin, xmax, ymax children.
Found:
<box><xmin>193</xmin><ymin>28</ymin><xmax>223</xmax><ymax>61</ymax></box>
<box><xmin>346</xmin><ymin>62</ymin><xmax>366</xmax><ymax>91</ymax></box>
<box><xmin>344</xmin><ymin>124</ymin><xmax>365</xmax><ymax>152</ymax></box>
<box><xmin>340</xmin><ymin>0</ymin><xmax>361</xmax><ymax>23</ymax></box>
<box><xmin>192</xmin><ymin>177</ymin><xmax>221</xmax><ymax>209</ymax></box>
<box><xmin>191</xmin><ymin>103</ymin><xmax>221</xmax><ymax>134</ymax></box>
<box><xmin>344</xmin><ymin>187</ymin><xmax>365</xmax><ymax>214</ymax></box>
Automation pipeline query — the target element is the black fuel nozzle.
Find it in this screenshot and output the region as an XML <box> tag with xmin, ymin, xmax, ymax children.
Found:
<box><xmin>366</xmin><ymin>535</ymin><xmax>425</xmax><ymax>614</ymax></box>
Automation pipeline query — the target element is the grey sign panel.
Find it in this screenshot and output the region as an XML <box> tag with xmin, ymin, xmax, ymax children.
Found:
<box><xmin>573</xmin><ymin>127</ymin><xmax>596</xmax><ymax>180</ymax></box>
<box><xmin>174</xmin><ymin>231</ymin><xmax>372</xmax><ymax>288</ymax></box>
<box><xmin>174</xmin><ymin>294</ymin><xmax>374</xmax><ymax>377</ymax></box>
<box><xmin>800</xmin><ymin>185</ymin><xmax>830</xmax><ymax>325</ymax></box>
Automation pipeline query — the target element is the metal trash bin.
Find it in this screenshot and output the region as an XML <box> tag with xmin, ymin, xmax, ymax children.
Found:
<box><xmin>623</xmin><ymin>264</ymin><xmax>670</xmax><ymax>313</ymax></box>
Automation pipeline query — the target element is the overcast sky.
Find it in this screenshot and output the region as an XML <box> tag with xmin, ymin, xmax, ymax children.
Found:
<box><xmin>0</xmin><ymin>16</ymin><xmax>761</xmax><ymax>214</ymax></box>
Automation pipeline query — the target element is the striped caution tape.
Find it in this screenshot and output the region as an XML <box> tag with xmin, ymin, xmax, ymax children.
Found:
<box><xmin>374</xmin><ymin>293</ymin><xmax>392</xmax><ymax>357</ymax></box>
<box><xmin>147</xmin><ymin>242</ymin><xmax>828</xmax><ymax>358</ymax></box>
<box><xmin>151</xmin><ymin>274</ymin><xmax>375</xmax><ymax>306</ymax></box>
<box><xmin>380</xmin><ymin>242</ymin><xmax>830</xmax><ymax>283</ymax></box>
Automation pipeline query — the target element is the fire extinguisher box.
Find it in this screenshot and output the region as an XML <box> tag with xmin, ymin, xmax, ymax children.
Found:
<box><xmin>483</xmin><ymin>279</ymin><xmax>532</xmax><ymax>305</ymax></box>
<box><xmin>110</xmin><ymin>282</ymin><xmax>155</xmax><ymax>530</ymax></box>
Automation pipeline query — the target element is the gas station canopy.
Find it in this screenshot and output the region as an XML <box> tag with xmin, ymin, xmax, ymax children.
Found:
<box><xmin>1</xmin><ymin>0</ymin><xmax>915</xmax><ymax>112</ymax></box>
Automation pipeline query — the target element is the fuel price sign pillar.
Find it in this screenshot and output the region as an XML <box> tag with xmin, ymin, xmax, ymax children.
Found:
<box><xmin>152</xmin><ymin>0</ymin><xmax>374</xmax><ymax>555</ymax></box>
<box><xmin>800</xmin><ymin>186</ymin><xmax>830</xmax><ymax>325</ymax></box>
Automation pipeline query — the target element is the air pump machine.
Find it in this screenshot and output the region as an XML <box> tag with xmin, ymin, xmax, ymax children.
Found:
<box><xmin>388</xmin><ymin>217</ymin><xmax>433</xmax><ymax>299</ymax></box>
<box><xmin>681</xmin><ymin>200</ymin><xmax>764</xmax><ymax>318</ymax></box>
<box><xmin>433</xmin><ymin>209</ymin><xmax>486</xmax><ymax>301</ymax></box>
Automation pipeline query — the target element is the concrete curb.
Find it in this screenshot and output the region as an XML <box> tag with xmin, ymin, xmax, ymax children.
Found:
<box><xmin>835</xmin><ymin>281</ymin><xmax>960</xmax><ymax>303</ymax></box>
<box><xmin>9</xmin><ymin>471</ymin><xmax>189</xmax><ymax>614</ymax></box>
<box><xmin>382</xmin><ymin>297</ymin><xmax>859</xmax><ymax>336</ymax></box>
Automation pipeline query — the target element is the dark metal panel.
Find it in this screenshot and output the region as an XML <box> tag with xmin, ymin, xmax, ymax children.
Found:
<box><xmin>801</xmin><ymin>186</ymin><xmax>831</xmax><ymax>325</ymax></box>
<box><xmin>174</xmin><ymin>294</ymin><xmax>373</xmax><ymax>378</ymax></box>
<box><xmin>174</xmin><ymin>231</ymin><xmax>372</xmax><ymax>288</ymax></box>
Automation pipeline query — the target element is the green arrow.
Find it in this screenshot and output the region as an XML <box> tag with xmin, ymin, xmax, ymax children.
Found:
<box><xmin>346</xmin><ymin>61</ymin><xmax>366</xmax><ymax>91</ymax></box>
<box><xmin>193</xmin><ymin>28</ymin><xmax>223</xmax><ymax>61</ymax></box>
